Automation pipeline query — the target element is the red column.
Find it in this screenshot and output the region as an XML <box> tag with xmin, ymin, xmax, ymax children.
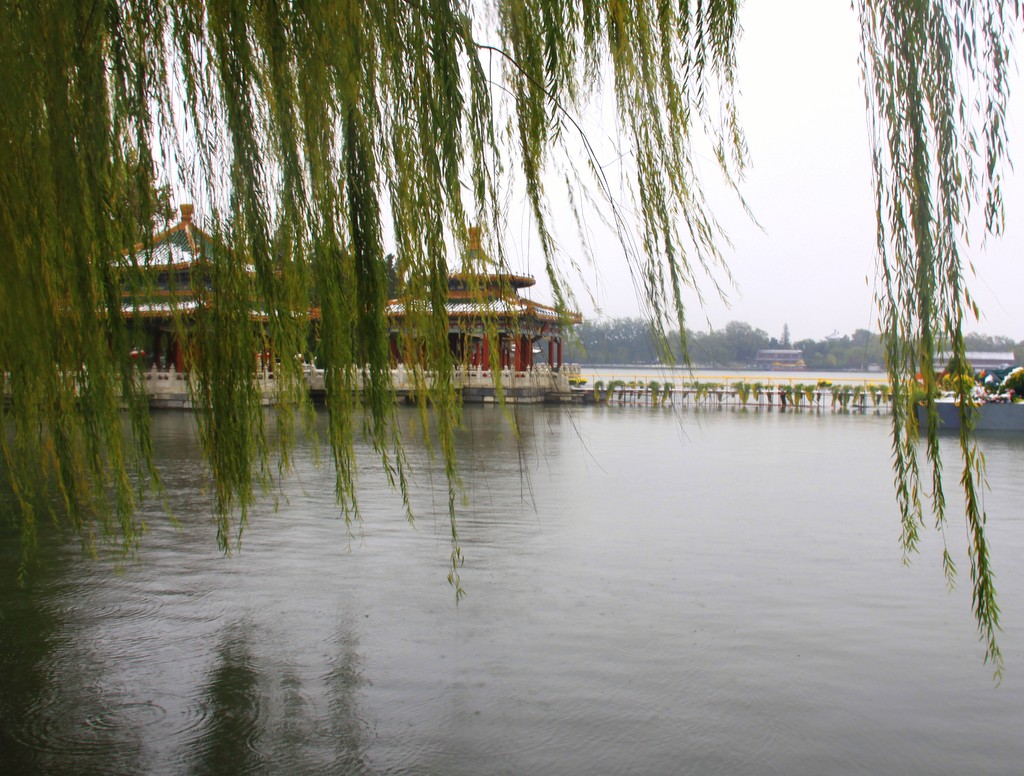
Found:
<box><xmin>153</xmin><ymin>330</ymin><xmax>162</xmax><ymax>369</ymax></box>
<box><xmin>174</xmin><ymin>338</ymin><xmax>185</xmax><ymax>372</ymax></box>
<box><xmin>557</xmin><ymin>338</ymin><xmax>562</xmax><ymax>368</ymax></box>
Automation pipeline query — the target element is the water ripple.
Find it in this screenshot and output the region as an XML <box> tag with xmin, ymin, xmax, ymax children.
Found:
<box><xmin>11</xmin><ymin>689</ymin><xmax>212</xmax><ymax>760</ymax></box>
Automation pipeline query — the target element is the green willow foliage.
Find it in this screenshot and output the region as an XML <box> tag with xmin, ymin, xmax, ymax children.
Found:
<box><xmin>858</xmin><ymin>0</ymin><xmax>1015</xmax><ymax>675</ymax></box>
<box><xmin>0</xmin><ymin>1</ymin><xmax>1014</xmax><ymax>666</ymax></box>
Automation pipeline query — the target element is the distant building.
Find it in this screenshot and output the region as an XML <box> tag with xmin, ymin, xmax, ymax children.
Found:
<box><xmin>936</xmin><ymin>351</ymin><xmax>1017</xmax><ymax>373</ymax></box>
<box><xmin>754</xmin><ymin>349</ymin><xmax>806</xmax><ymax>370</ymax></box>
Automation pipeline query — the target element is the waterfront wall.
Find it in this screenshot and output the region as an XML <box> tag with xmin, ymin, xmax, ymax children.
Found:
<box><xmin>138</xmin><ymin>363</ymin><xmax>580</xmax><ymax>408</ymax></box>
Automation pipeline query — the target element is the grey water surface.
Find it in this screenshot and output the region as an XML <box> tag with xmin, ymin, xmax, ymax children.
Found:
<box><xmin>2</xmin><ymin>404</ymin><xmax>1022</xmax><ymax>775</ymax></box>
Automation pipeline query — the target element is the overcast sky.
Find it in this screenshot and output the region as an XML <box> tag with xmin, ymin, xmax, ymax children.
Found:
<box><xmin>514</xmin><ymin>0</ymin><xmax>1024</xmax><ymax>342</ymax></box>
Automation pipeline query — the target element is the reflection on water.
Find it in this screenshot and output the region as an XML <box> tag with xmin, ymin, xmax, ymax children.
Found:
<box><xmin>1</xmin><ymin>403</ymin><xmax>1023</xmax><ymax>774</ymax></box>
<box><xmin>191</xmin><ymin>623</ymin><xmax>264</xmax><ymax>774</ymax></box>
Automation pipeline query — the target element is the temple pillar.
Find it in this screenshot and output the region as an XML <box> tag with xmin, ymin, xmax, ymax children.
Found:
<box><xmin>152</xmin><ymin>329</ymin><xmax>162</xmax><ymax>370</ymax></box>
<box><xmin>516</xmin><ymin>335</ymin><xmax>528</xmax><ymax>371</ymax></box>
<box><xmin>173</xmin><ymin>338</ymin><xmax>185</xmax><ymax>373</ymax></box>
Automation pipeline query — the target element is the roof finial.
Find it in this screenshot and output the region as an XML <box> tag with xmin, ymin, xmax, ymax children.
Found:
<box><xmin>464</xmin><ymin>225</ymin><xmax>489</xmax><ymax>271</ymax></box>
<box><xmin>180</xmin><ymin>203</ymin><xmax>194</xmax><ymax>224</ymax></box>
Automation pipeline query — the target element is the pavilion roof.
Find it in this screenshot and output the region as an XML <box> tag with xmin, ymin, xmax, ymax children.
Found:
<box><xmin>120</xmin><ymin>204</ymin><xmax>216</xmax><ymax>270</ymax></box>
<box><xmin>386</xmin><ymin>296</ymin><xmax>579</xmax><ymax>324</ymax></box>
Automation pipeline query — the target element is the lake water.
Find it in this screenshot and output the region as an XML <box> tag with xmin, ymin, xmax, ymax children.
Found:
<box><xmin>2</xmin><ymin>401</ymin><xmax>1023</xmax><ymax>774</ymax></box>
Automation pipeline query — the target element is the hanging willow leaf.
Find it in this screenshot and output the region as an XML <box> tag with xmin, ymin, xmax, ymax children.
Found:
<box><xmin>857</xmin><ymin>0</ymin><xmax>1013</xmax><ymax>676</ymax></box>
<box><xmin>0</xmin><ymin>0</ymin><xmax>742</xmax><ymax>578</ymax></box>
<box><xmin>0</xmin><ymin>1</ymin><xmax>1015</xmax><ymax>669</ymax></box>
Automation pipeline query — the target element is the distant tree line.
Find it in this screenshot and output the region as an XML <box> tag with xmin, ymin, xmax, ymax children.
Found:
<box><xmin>566</xmin><ymin>318</ymin><xmax>1024</xmax><ymax>371</ymax></box>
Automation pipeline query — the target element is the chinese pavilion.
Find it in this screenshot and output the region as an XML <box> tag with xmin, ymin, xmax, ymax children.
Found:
<box><xmin>386</xmin><ymin>229</ymin><xmax>580</xmax><ymax>389</ymax></box>
<box><xmin>120</xmin><ymin>203</ymin><xmax>212</xmax><ymax>373</ymax></box>
<box><xmin>121</xmin><ymin>212</ymin><xmax>580</xmax><ymax>405</ymax></box>
<box><xmin>119</xmin><ymin>204</ymin><xmax>280</xmax><ymax>407</ymax></box>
